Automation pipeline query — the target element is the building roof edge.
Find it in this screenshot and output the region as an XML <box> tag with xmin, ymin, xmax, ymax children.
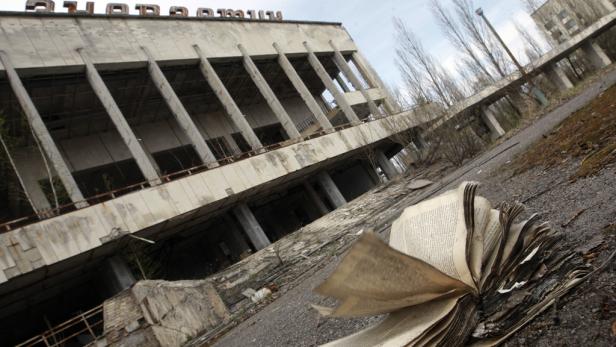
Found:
<box><xmin>0</xmin><ymin>11</ymin><xmax>343</xmax><ymax>26</ymax></box>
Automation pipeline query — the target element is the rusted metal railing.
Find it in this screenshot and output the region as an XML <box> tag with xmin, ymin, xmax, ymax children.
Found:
<box><xmin>0</xmin><ymin>114</ymin><xmax>388</xmax><ymax>234</ymax></box>
<box><xmin>16</xmin><ymin>305</ymin><xmax>104</xmax><ymax>347</ymax></box>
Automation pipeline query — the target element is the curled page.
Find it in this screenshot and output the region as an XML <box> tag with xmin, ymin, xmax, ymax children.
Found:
<box><xmin>321</xmin><ymin>296</ymin><xmax>464</xmax><ymax>347</ymax></box>
<box><xmin>315</xmin><ymin>233</ymin><xmax>469</xmax><ymax>317</ymax></box>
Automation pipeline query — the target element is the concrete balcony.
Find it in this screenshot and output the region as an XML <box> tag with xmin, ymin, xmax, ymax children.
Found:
<box><xmin>0</xmin><ymin>109</ymin><xmax>420</xmax><ymax>305</ymax></box>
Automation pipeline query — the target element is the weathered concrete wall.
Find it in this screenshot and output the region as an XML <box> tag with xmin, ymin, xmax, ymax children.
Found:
<box><xmin>0</xmin><ymin>14</ymin><xmax>357</xmax><ymax>74</ymax></box>
<box><xmin>0</xmin><ymin>109</ymin><xmax>422</xmax><ymax>285</ymax></box>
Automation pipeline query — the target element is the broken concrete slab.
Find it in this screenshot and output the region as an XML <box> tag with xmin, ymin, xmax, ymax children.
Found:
<box><xmin>101</xmin><ymin>279</ymin><xmax>230</xmax><ymax>347</ymax></box>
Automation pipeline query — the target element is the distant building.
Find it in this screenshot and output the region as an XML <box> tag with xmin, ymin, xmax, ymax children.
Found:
<box><xmin>531</xmin><ymin>0</ymin><xmax>615</xmax><ymax>44</ymax></box>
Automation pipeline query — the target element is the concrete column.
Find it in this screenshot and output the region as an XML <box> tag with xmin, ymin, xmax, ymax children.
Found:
<box><xmin>223</xmin><ymin>215</ymin><xmax>252</xmax><ymax>257</ymax></box>
<box><xmin>335</xmin><ymin>75</ymin><xmax>351</xmax><ymax>92</ymax></box>
<box><xmin>104</xmin><ymin>256</ymin><xmax>136</xmax><ymax>294</ymax></box>
<box><xmin>0</xmin><ymin>50</ymin><xmax>88</xmax><ymax>208</ymax></box>
<box><xmin>361</xmin><ymin>161</ymin><xmax>381</xmax><ymax>185</ymax></box>
<box><xmin>545</xmin><ymin>63</ymin><xmax>574</xmax><ymax>91</ymax></box>
<box><xmin>142</xmin><ymin>47</ymin><xmax>219</xmax><ymax>168</ymax></box>
<box><xmin>193</xmin><ymin>45</ymin><xmax>263</xmax><ymax>151</ymax></box>
<box><xmin>79</xmin><ymin>49</ymin><xmax>162</xmax><ymax>186</ymax></box>
<box><xmin>273</xmin><ymin>42</ymin><xmax>333</xmax><ymax>132</ymax></box>
<box><xmin>581</xmin><ymin>40</ymin><xmax>612</xmax><ymax>70</ymax></box>
<box><xmin>330</xmin><ymin>41</ymin><xmax>382</xmax><ymax>117</ymax></box>
<box><xmin>351</xmin><ymin>51</ymin><xmax>399</xmax><ymax>114</ymax></box>
<box><xmin>28</xmin><ymin>180</ymin><xmax>53</xmax><ymax>213</ymax></box>
<box><xmin>238</xmin><ymin>44</ymin><xmax>301</xmax><ymax>140</ymax></box>
<box><xmin>316</xmin><ymin>171</ymin><xmax>346</xmax><ymax>209</ymax></box>
<box><xmin>303</xmin><ymin>181</ymin><xmax>329</xmax><ymax>215</ymax></box>
<box><xmin>375</xmin><ymin>150</ymin><xmax>399</xmax><ymax>180</ymax></box>
<box><xmin>480</xmin><ymin>106</ymin><xmax>506</xmax><ymax>139</ymax></box>
<box><xmin>303</xmin><ymin>41</ymin><xmax>360</xmax><ymax>124</ymax></box>
<box><xmin>233</xmin><ymin>203</ymin><xmax>271</xmax><ymax>250</ymax></box>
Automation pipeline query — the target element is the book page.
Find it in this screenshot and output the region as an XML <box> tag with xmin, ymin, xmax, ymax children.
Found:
<box><xmin>468</xmin><ymin>196</ymin><xmax>491</xmax><ymax>287</ymax></box>
<box><xmin>389</xmin><ymin>183</ymin><xmax>475</xmax><ymax>290</ymax></box>
<box><xmin>498</xmin><ymin>222</ymin><xmax>524</xmax><ymax>270</ymax></box>
<box><xmin>479</xmin><ymin>210</ymin><xmax>502</xmax><ymax>291</ymax></box>
<box><xmin>321</xmin><ymin>296</ymin><xmax>462</xmax><ymax>347</ymax></box>
<box><xmin>315</xmin><ymin>233</ymin><xmax>468</xmax><ymax>317</ymax></box>
<box><xmin>482</xmin><ymin>210</ymin><xmax>502</xmax><ymax>265</ymax></box>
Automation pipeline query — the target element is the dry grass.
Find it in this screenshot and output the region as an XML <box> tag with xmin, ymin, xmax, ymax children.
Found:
<box><xmin>514</xmin><ymin>84</ymin><xmax>616</xmax><ymax>179</ymax></box>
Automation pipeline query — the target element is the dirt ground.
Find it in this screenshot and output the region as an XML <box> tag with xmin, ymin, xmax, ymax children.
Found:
<box><xmin>199</xmin><ymin>68</ymin><xmax>616</xmax><ymax>347</ymax></box>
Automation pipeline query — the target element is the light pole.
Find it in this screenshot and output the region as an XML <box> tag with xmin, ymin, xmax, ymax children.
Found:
<box><xmin>475</xmin><ymin>7</ymin><xmax>549</xmax><ymax>106</ymax></box>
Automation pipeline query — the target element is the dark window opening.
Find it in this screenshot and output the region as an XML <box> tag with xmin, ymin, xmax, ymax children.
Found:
<box><xmin>0</xmin><ymin>271</ymin><xmax>105</xmax><ymax>346</ymax></box>
<box><xmin>153</xmin><ymin>145</ymin><xmax>201</xmax><ymax>175</ymax></box>
<box><xmin>232</xmin><ymin>132</ymin><xmax>252</xmax><ymax>153</ymax></box>
<box><xmin>564</xmin><ymin>19</ymin><xmax>577</xmax><ymax>30</ymax></box>
<box><xmin>131</xmin><ymin>214</ymin><xmax>252</xmax><ymax>281</ymax></box>
<box><xmin>0</xmin><ymin>162</ymin><xmax>35</xmax><ymax>224</ymax></box>
<box><xmin>72</xmin><ymin>159</ymin><xmax>146</xmax><ymax>198</ymax></box>
<box><xmin>231</xmin><ymin>124</ymin><xmax>287</xmax><ymax>152</ymax></box>
<box><xmin>252</xmin><ymin>184</ymin><xmax>324</xmax><ymax>242</ymax></box>
<box><xmin>206</xmin><ymin>137</ymin><xmax>233</xmax><ymax>160</ymax></box>
<box><xmin>331</xmin><ymin>161</ymin><xmax>377</xmax><ymax>201</ymax></box>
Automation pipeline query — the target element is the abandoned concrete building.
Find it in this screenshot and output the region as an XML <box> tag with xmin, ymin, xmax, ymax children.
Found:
<box><xmin>0</xmin><ymin>8</ymin><xmax>429</xmax><ymax>346</ymax></box>
<box><xmin>1</xmin><ymin>2</ymin><xmax>612</xmax><ymax>345</ymax></box>
<box><xmin>531</xmin><ymin>0</ymin><xmax>615</xmax><ymax>44</ymax></box>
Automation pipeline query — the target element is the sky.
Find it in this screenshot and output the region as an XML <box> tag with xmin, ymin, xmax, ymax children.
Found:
<box><xmin>0</xmin><ymin>0</ymin><xmax>546</xmax><ymax>91</ymax></box>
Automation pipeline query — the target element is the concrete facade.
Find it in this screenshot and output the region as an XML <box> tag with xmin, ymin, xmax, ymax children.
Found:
<box><xmin>0</xmin><ymin>11</ymin><xmax>414</xmax><ymax>345</ymax></box>
<box><xmin>4</xmin><ymin>6</ymin><xmax>613</xmax><ymax>345</ymax></box>
<box><xmin>531</xmin><ymin>0</ymin><xmax>614</xmax><ymax>45</ymax></box>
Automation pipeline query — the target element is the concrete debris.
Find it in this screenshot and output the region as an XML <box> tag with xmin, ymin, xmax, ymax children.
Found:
<box><xmin>250</xmin><ymin>288</ymin><xmax>273</xmax><ymax>303</ymax></box>
<box><xmin>407</xmin><ymin>179</ymin><xmax>433</xmax><ymax>190</ymax></box>
<box><xmin>241</xmin><ymin>288</ymin><xmax>257</xmax><ymax>299</ymax></box>
<box><xmin>99</xmin><ymin>280</ymin><xmax>229</xmax><ymax>347</ymax></box>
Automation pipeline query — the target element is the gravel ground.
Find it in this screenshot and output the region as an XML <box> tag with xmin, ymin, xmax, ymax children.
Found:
<box><xmin>209</xmin><ymin>69</ymin><xmax>616</xmax><ymax>347</ymax></box>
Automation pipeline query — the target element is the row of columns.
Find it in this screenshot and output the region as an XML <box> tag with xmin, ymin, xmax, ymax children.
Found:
<box><xmin>231</xmin><ymin>152</ymin><xmax>400</xmax><ymax>251</ymax></box>
<box><xmin>0</xmin><ymin>43</ymin><xmax>397</xmax><ymax>211</ymax></box>
<box><xmin>0</xmin><ymin>51</ymin><xmax>89</xmax><ymax>209</ymax></box>
<box><xmin>231</xmin><ymin>171</ymin><xmax>347</xmax><ymax>250</ymax></box>
<box><xmin>478</xmin><ymin>38</ymin><xmax>612</xmax><ymax>140</ymax></box>
<box><xmin>104</xmin><ymin>156</ymin><xmax>399</xmax><ymax>294</ymax></box>
<box><xmin>101</xmin><ymin>154</ymin><xmax>400</xmax><ymax>293</ymax></box>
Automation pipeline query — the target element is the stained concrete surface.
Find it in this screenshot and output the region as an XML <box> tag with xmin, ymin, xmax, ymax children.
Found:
<box><xmin>203</xmin><ymin>67</ymin><xmax>616</xmax><ymax>346</ymax></box>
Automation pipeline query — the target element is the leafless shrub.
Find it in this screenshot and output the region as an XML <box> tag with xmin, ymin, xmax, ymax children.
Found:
<box><xmin>428</xmin><ymin>120</ymin><xmax>484</xmax><ymax>166</ymax></box>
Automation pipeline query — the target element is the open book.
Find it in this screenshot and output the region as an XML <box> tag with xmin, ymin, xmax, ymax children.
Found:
<box><xmin>314</xmin><ymin>182</ymin><xmax>590</xmax><ymax>346</ymax></box>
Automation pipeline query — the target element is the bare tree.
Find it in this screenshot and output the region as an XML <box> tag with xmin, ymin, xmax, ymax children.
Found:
<box><xmin>455</xmin><ymin>57</ymin><xmax>495</xmax><ymax>93</ymax></box>
<box><xmin>452</xmin><ymin>0</ymin><xmax>512</xmax><ymax>78</ymax></box>
<box><xmin>399</xmin><ymin>61</ymin><xmax>430</xmax><ymax>106</ymax></box>
<box><xmin>431</xmin><ymin>0</ymin><xmax>495</xmax><ymax>84</ymax></box>
<box><xmin>514</xmin><ymin>19</ymin><xmax>547</xmax><ymax>62</ymax></box>
<box><xmin>394</xmin><ymin>17</ymin><xmax>464</xmax><ymax>108</ymax></box>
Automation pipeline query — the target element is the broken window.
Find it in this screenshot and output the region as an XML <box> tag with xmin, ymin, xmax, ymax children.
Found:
<box><xmin>564</xmin><ymin>19</ymin><xmax>577</xmax><ymax>31</ymax></box>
